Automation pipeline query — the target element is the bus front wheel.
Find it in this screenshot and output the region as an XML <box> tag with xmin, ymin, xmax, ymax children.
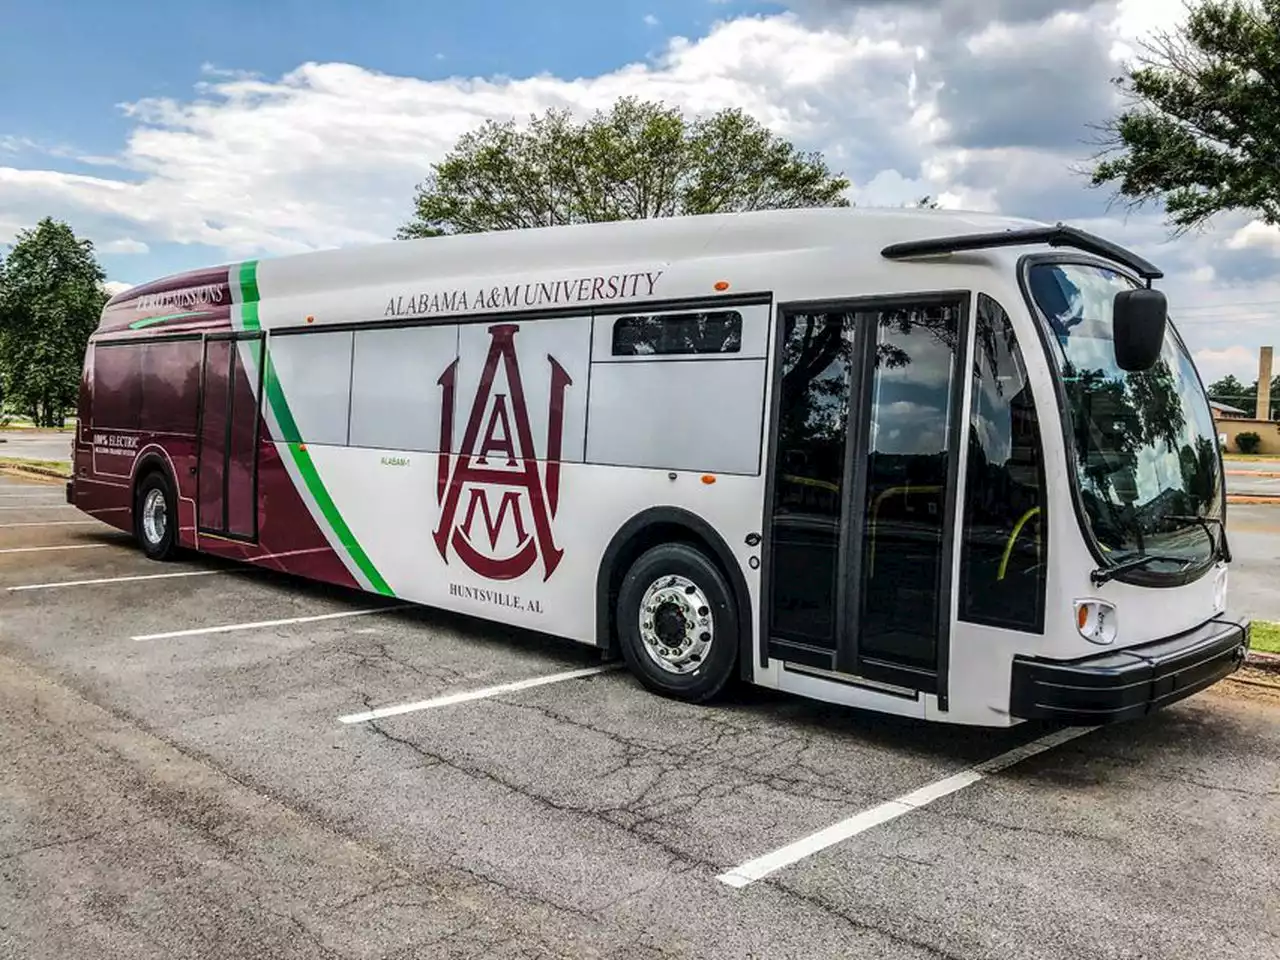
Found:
<box><xmin>134</xmin><ymin>471</ymin><xmax>178</xmax><ymax>562</ymax></box>
<box><xmin>616</xmin><ymin>543</ymin><xmax>738</xmax><ymax>703</ymax></box>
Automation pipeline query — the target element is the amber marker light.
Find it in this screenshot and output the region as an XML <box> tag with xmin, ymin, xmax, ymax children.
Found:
<box><xmin>714</xmin><ymin>280</ymin><xmax>730</xmax><ymax>291</ymax></box>
<box><xmin>701</xmin><ymin>475</ymin><xmax>717</xmax><ymax>485</ymax></box>
<box><xmin>305</xmin><ymin>315</ymin><xmax>316</xmax><ymax>324</ymax></box>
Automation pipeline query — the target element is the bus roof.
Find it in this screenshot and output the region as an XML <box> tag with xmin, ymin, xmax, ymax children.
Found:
<box><xmin>100</xmin><ymin>207</ymin><xmax>1056</xmax><ymax>336</ymax></box>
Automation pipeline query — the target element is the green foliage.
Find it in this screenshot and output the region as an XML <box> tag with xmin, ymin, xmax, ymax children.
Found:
<box><xmin>1206</xmin><ymin>373</ymin><xmax>1280</xmax><ymax>418</ymax></box>
<box><xmin>1088</xmin><ymin>0</ymin><xmax>1280</xmax><ymax>232</ymax></box>
<box><xmin>0</xmin><ymin>217</ymin><xmax>108</xmax><ymax>427</ymax></box>
<box><xmin>398</xmin><ymin>97</ymin><xmax>850</xmax><ymax>238</ymax></box>
<box><xmin>1236</xmin><ymin>430</ymin><xmax>1262</xmax><ymax>453</ymax></box>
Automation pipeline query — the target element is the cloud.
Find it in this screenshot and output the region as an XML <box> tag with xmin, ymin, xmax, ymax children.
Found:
<box><xmin>102</xmin><ymin>280</ymin><xmax>134</xmax><ymax>296</ymax></box>
<box><xmin>0</xmin><ymin>14</ymin><xmax>929</xmax><ymax>257</ymax></box>
<box><xmin>101</xmin><ymin>238</ymin><xmax>149</xmax><ymax>255</ymax></box>
<box><xmin>1193</xmin><ymin>346</ymin><xmax>1267</xmax><ymax>388</ymax></box>
<box><xmin>644</xmin><ymin>13</ymin><xmax>660</xmax><ymax>26</ymax></box>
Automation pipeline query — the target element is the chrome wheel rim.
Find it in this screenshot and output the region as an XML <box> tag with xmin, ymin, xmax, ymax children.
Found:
<box><xmin>637</xmin><ymin>575</ymin><xmax>713</xmax><ymax>675</ymax></box>
<box><xmin>142</xmin><ymin>488</ymin><xmax>167</xmax><ymax>545</ymax></box>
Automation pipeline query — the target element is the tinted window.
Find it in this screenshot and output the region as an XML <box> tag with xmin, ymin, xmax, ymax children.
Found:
<box><xmin>768</xmin><ymin>312</ymin><xmax>854</xmax><ymax>645</ymax></box>
<box><xmin>139</xmin><ymin>340</ymin><xmax>200</xmax><ymax>435</ymax></box>
<box><xmin>959</xmin><ymin>295</ymin><xmax>1046</xmax><ymax>632</ymax></box>
<box><xmin>612</xmin><ymin>311</ymin><xmax>741</xmax><ymax>356</ymax></box>
<box><xmin>856</xmin><ymin>300</ymin><xmax>962</xmax><ymax>670</ymax></box>
<box><xmin>92</xmin><ymin>343</ymin><xmax>143</xmax><ymax>430</ymax></box>
<box><xmin>1028</xmin><ymin>261</ymin><xmax>1222</xmax><ymax>574</ymax></box>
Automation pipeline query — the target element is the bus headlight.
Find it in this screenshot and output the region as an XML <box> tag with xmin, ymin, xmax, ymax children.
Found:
<box><xmin>1074</xmin><ymin>599</ymin><xmax>1118</xmax><ymax>646</ymax></box>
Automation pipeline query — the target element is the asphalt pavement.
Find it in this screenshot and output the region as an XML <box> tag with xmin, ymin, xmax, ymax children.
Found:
<box><xmin>1227</xmin><ymin>458</ymin><xmax>1280</xmax><ymax>499</ymax></box>
<box><xmin>1</xmin><ymin>471</ymin><xmax>1278</xmax><ymax>960</ymax></box>
<box><xmin>0</xmin><ymin>429</ymin><xmax>74</xmax><ymax>464</ymax></box>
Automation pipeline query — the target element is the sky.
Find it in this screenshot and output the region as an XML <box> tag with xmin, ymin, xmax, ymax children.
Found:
<box><xmin>0</xmin><ymin>0</ymin><xmax>1276</xmax><ymax>387</ymax></box>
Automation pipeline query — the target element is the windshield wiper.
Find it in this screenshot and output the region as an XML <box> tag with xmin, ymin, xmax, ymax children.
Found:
<box><xmin>1165</xmin><ymin>514</ymin><xmax>1232</xmax><ymax>563</ymax></box>
<box><xmin>1091</xmin><ymin>553</ymin><xmax>1193</xmax><ymax>586</ymax></box>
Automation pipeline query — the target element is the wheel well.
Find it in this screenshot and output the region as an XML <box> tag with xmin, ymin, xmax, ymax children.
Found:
<box><xmin>595</xmin><ymin>509</ymin><xmax>752</xmax><ymax>677</ymax></box>
<box><xmin>131</xmin><ymin>458</ymin><xmax>171</xmax><ymax>511</ymax></box>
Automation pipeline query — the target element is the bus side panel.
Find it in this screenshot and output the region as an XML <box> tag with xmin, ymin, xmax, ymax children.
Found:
<box><xmin>244</xmin><ymin>438</ymin><xmax>361</xmax><ymax>588</ymax></box>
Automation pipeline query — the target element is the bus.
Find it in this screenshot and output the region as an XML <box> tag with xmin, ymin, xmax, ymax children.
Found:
<box><xmin>68</xmin><ymin>207</ymin><xmax>1251</xmax><ymax>727</ymax></box>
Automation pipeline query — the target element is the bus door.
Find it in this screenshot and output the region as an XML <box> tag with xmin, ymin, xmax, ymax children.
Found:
<box><xmin>198</xmin><ymin>333</ymin><xmax>263</xmax><ymax>541</ymax></box>
<box><xmin>765</xmin><ymin>295</ymin><xmax>967</xmax><ymax>702</ymax></box>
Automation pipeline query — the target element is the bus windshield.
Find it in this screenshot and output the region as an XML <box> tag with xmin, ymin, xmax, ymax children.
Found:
<box><xmin>1027</xmin><ymin>261</ymin><xmax>1224</xmax><ymax>576</ymax></box>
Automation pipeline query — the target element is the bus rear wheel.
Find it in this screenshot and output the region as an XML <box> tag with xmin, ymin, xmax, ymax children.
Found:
<box><xmin>616</xmin><ymin>543</ymin><xmax>738</xmax><ymax>703</ymax></box>
<box><xmin>135</xmin><ymin>471</ymin><xmax>178</xmax><ymax>562</ymax></box>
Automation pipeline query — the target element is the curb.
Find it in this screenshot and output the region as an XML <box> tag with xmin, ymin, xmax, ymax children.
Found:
<box><xmin>1246</xmin><ymin>650</ymin><xmax>1280</xmax><ymax>674</ymax></box>
<box><xmin>0</xmin><ymin>464</ymin><xmax>68</xmax><ymax>483</ymax></box>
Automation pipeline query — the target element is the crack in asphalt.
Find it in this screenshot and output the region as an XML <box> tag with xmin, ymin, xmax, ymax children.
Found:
<box><xmin>920</xmin><ymin>808</ymin><xmax>1119</xmax><ymax>845</ymax></box>
<box><xmin>0</xmin><ymin>818</ymin><xmax>153</xmax><ymax>862</ymax></box>
<box><xmin>768</xmin><ymin>882</ymin><xmax>974</xmax><ymax>960</ymax></box>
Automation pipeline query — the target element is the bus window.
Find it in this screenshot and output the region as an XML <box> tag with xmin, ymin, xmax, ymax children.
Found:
<box><xmin>611</xmin><ymin>311</ymin><xmax>742</xmax><ymax>356</ymax></box>
<box><xmin>855</xmin><ymin>300</ymin><xmax>962</xmax><ymax>672</ymax></box>
<box><xmin>958</xmin><ymin>294</ymin><xmax>1046</xmax><ymax>632</ymax></box>
<box><xmin>92</xmin><ymin>343</ymin><xmax>143</xmax><ymax>430</ymax></box>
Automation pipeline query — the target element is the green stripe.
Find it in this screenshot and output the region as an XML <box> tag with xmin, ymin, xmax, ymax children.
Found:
<box><xmin>234</xmin><ymin>260</ymin><xmax>392</xmax><ymax>596</ymax></box>
<box><xmin>129</xmin><ymin>310</ymin><xmax>209</xmax><ymax>330</ymax></box>
<box><xmin>238</xmin><ymin>260</ymin><xmax>261</xmax><ymax>318</ymax></box>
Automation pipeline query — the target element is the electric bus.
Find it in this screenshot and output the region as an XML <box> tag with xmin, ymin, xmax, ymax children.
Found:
<box><xmin>68</xmin><ymin>207</ymin><xmax>1251</xmax><ymax>726</ymax></box>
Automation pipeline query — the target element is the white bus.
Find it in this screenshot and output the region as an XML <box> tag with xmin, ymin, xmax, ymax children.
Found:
<box><xmin>72</xmin><ymin>207</ymin><xmax>1251</xmax><ymax>726</ymax></box>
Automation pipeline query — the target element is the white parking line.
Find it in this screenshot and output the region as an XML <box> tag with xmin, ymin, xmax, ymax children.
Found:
<box><xmin>9</xmin><ymin>569</ymin><xmax>229</xmax><ymax>592</ymax></box>
<box><xmin>716</xmin><ymin>725</ymin><xmax>1097</xmax><ymax>888</ymax></box>
<box><xmin>132</xmin><ymin>604</ymin><xmax>412</xmax><ymax>642</ymax></box>
<box><xmin>0</xmin><ymin>493</ymin><xmax>64</xmax><ymax>498</ymax></box>
<box><xmin>0</xmin><ymin>520</ymin><xmax>98</xmax><ymax>528</ymax></box>
<box><xmin>338</xmin><ymin>664</ymin><xmax>623</xmax><ymax>724</ymax></box>
<box><xmin>0</xmin><ymin>543</ymin><xmax>109</xmax><ymax>555</ymax></box>
<box><xmin>0</xmin><ymin>504</ymin><xmax>72</xmax><ymax>511</ymax></box>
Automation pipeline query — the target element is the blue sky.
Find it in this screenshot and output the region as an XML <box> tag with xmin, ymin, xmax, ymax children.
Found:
<box><xmin>0</xmin><ymin>0</ymin><xmax>776</xmax><ymax>280</ymax></box>
<box><xmin>0</xmin><ymin>0</ymin><xmax>765</xmax><ymax>157</ymax></box>
<box><xmin>0</xmin><ymin>0</ymin><xmax>1275</xmax><ymax>383</ymax></box>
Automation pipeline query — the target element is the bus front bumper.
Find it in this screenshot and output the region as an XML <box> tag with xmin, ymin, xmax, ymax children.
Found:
<box><xmin>1010</xmin><ymin>616</ymin><xmax>1251</xmax><ymax>724</ymax></box>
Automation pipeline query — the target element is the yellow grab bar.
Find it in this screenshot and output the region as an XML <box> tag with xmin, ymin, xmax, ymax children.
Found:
<box><xmin>997</xmin><ymin>506</ymin><xmax>1041</xmax><ymax>581</ymax></box>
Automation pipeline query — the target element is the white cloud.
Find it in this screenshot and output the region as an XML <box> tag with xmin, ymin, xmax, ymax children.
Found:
<box><xmin>1226</xmin><ymin>221</ymin><xmax>1280</xmax><ymax>253</ymax></box>
<box><xmin>1193</xmin><ymin>346</ymin><xmax>1266</xmax><ymax>388</ymax></box>
<box><xmin>644</xmin><ymin>13</ymin><xmax>660</xmax><ymax>27</ymax></box>
<box><xmin>0</xmin><ymin>16</ymin><xmax>924</xmax><ymax>257</ymax></box>
<box><xmin>101</xmin><ymin>237</ymin><xmax>149</xmax><ymax>255</ymax></box>
<box><xmin>102</xmin><ymin>280</ymin><xmax>134</xmax><ymax>296</ymax></box>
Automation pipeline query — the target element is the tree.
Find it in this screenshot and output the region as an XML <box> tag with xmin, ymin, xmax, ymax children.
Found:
<box><xmin>398</xmin><ymin>97</ymin><xmax>850</xmax><ymax>238</ymax></box>
<box><xmin>0</xmin><ymin>218</ymin><xmax>108</xmax><ymax>427</ymax></box>
<box><xmin>1206</xmin><ymin>372</ymin><xmax>1280</xmax><ymax>418</ymax></box>
<box><xmin>1206</xmin><ymin>374</ymin><xmax>1249</xmax><ymax>408</ymax></box>
<box><xmin>1087</xmin><ymin>0</ymin><xmax>1280</xmax><ymax>233</ymax></box>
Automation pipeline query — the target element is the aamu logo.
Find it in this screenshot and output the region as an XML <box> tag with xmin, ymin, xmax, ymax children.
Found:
<box><xmin>433</xmin><ymin>324</ymin><xmax>571</xmax><ymax>581</ymax></box>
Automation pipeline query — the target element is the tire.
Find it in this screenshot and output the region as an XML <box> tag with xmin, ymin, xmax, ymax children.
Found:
<box><xmin>616</xmin><ymin>543</ymin><xmax>738</xmax><ymax>703</ymax></box>
<box><xmin>134</xmin><ymin>471</ymin><xmax>178</xmax><ymax>561</ymax></box>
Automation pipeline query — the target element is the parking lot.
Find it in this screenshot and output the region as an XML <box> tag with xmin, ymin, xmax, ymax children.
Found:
<box><xmin>2</xmin><ymin>470</ymin><xmax>1278</xmax><ymax>960</ymax></box>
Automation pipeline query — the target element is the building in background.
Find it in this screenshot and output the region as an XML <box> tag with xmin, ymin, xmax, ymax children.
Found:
<box><xmin>1213</xmin><ymin>345</ymin><xmax>1279</xmax><ymax>454</ymax></box>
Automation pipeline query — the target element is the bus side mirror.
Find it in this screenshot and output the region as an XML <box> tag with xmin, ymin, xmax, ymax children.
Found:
<box><xmin>1112</xmin><ymin>288</ymin><xmax>1167</xmax><ymax>372</ymax></box>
